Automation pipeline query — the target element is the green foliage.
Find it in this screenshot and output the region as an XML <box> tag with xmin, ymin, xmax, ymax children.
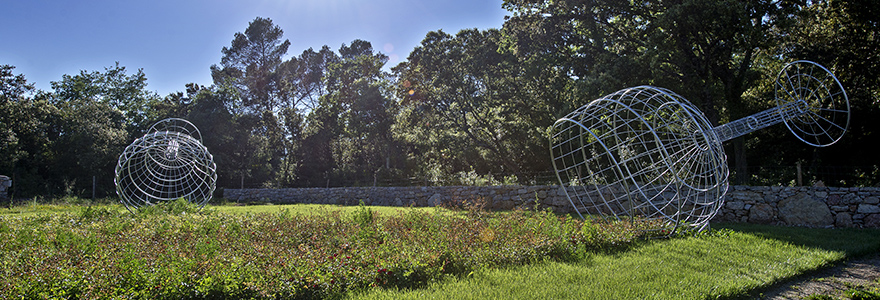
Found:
<box><xmin>351</xmin><ymin>200</ymin><xmax>375</xmax><ymax>227</ymax></box>
<box><xmin>4</xmin><ymin>0</ymin><xmax>880</xmax><ymax>198</ymax></box>
<box><xmin>0</xmin><ymin>204</ymin><xmax>664</xmax><ymax>299</ymax></box>
<box><xmin>134</xmin><ymin>198</ymin><xmax>209</xmax><ymax>216</ymax></box>
<box><xmin>393</xmin><ymin>29</ymin><xmax>548</xmax><ymax>180</ymax></box>
<box><xmin>211</xmin><ymin>16</ymin><xmax>291</xmax><ymax>113</ymax></box>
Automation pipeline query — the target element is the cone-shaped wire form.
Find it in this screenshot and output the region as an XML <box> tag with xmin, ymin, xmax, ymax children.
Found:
<box><xmin>550</xmin><ymin>86</ymin><xmax>728</xmax><ymax>233</ymax></box>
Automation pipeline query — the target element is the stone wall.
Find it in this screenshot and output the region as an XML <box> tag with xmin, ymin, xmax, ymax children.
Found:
<box><xmin>714</xmin><ymin>186</ymin><xmax>880</xmax><ymax>228</ymax></box>
<box><xmin>223</xmin><ymin>186</ymin><xmax>575</xmax><ymax>212</ymax></box>
<box><xmin>223</xmin><ymin>185</ymin><xmax>880</xmax><ymax>228</ymax></box>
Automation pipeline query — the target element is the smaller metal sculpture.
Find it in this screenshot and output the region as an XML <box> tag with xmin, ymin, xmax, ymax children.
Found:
<box><xmin>115</xmin><ymin>118</ymin><xmax>217</xmax><ymax>211</ymax></box>
<box><xmin>550</xmin><ymin>61</ymin><xmax>849</xmax><ymax>232</ymax></box>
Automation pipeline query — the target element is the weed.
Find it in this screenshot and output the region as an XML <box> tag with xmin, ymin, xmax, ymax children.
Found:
<box><xmin>352</xmin><ymin>200</ymin><xmax>375</xmax><ymax>226</ymax></box>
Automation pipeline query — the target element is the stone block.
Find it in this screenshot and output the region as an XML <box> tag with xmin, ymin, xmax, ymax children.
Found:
<box><xmin>826</xmin><ymin>194</ymin><xmax>843</xmax><ymax>206</ymax></box>
<box><xmin>778</xmin><ymin>193</ymin><xmax>833</xmax><ymax>227</ymax></box>
<box><xmin>866</xmin><ymin>197</ymin><xmax>880</xmax><ymax>204</ymax></box>
<box><xmin>835</xmin><ymin>212</ymin><xmax>853</xmax><ymax>228</ymax></box>
<box><xmin>857</xmin><ymin>204</ymin><xmax>880</xmax><ymax>214</ymax></box>
<box><xmin>726</xmin><ymin>201</ymin><xmax>745</xmax><ymax>210</ymax></box>
<box><xmin>748</xmin><ymin>203</ymin><xmax>774</xmax><ymax>224</ymax></box>
<box><xmin>494</xmin><ymin>200</ymin><xmax>516</xmax><ymax>210</ymax></box>
<box><xmin>864</xmin><ymin>214</ymin><xmax>880</xmax><ymax>228</ymax></box>
<box><xmin>830</xmin><ymin>205</ymin><xmax>849</xmax><ymax>212</ymax></box>
<box><xmin>730</xmin><ymin>191</ymin><xmax>761</xmax><ymax>203</ymax></box>
<box><xmin>844</xmin><ymin>194</ymin><xmax>863</xmax><ymax>205</ymax></box>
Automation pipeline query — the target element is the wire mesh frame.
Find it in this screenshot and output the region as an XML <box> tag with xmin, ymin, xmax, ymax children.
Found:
<box><xmin>115</xmin><ymin>119</ymin><xmax>217</xmax><ymax>212</ymax></box>
<box><xmin>775</xmin><ymin>60</ymin><xmax>850</xmax><ymax>147</ymax></box>
<box><xmin>550</xmin><ymin>61</ymin><xmax>850</xmax><ymax>233</ymax></box>
<box><xmin>148</xmin><ymin>118</ymin><xmax>204</xmax><ymax>143</ymax></box>
<box><xmin>550</xmin><ymin>86</ymin><xmax>729</xmax><ymax>233</ymax></box>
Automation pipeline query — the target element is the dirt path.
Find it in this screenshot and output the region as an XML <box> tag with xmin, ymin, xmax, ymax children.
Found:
<box><xmin>760</xmin><ymin>253</ymin><xmax>880</xmax><ymax>299</ymax></box>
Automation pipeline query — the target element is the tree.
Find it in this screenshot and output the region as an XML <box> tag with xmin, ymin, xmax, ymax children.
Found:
<box><xmin>0</xmin><ymin>66</ymin><xmax>62</xmax><ymax>197</ymax></box>
<box><xmin>300</xmin><ymin>40</ymin><xmax>401</xmax><ymax>186</ymax></box>
<box><xmin>501</xmin><ymin>0</ymin><xmax>796</xmax><ymax>183</ymax></box>
<box><xmin>51</xmin><ymin>62</ymin><xmax>159</xmax><ymax>136</ymax></box>
<box><xmin>0</xmin><ymin>65</ymin><xmax>37</xmax><ymax>170</ymax></box>
<box><xmin>211</xmin><ymin>17</ymin><xmax>310</xmax><ymax>188</ymax></box>
<box><xmin>48</xmin><ymin>64</ymin><xmax>158</xmax><ymax>196</ymax></box>
<box><xmin>278</xmin><ymin>46</ymin><xmax>338</xmax><ymax>113</ymax></box>
<box><xmin>211</xmin><ymin>17</ymin><xmax>291</xmax><ymax>113</ymax></box>
<box><xmin>0</xmin><ymin>65</ymin><xmax>34</xmax><ymax>102</ymax></box>
<box><xmin>393</xmin><ymin>29</ymin><xmax>548</xmax><ymax>181</ymax></box>
<box><xmin>754</xmin><ymin>0</ymin><xmax>880</xmax><ymax>185</ymax></box>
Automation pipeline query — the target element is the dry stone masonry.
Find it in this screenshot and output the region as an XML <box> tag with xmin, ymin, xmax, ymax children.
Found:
<box><xmin>224</xmin><ymin>185</ymin><xmax>880</xmax><ymax>228</ymax></box>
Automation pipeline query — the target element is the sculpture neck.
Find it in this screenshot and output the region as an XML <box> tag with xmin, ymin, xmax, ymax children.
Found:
<box><xmin>712</xmin><ymin>100</ymin><xmax>804</xmax><ymax>142</ymax></box>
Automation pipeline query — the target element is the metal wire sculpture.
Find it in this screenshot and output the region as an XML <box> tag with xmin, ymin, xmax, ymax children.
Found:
<box><xmin>115</xmin><ymin>118</ymin><xmax>217</xmax><ymax>212</ymax></box>
<box><xmin>550</xmin><ymin>61</ymin><xmax>850</xmax><ymax>232</ymax></box>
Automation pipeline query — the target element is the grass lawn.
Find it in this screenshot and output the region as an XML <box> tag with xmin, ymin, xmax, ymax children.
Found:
<box><xmin>0</xmin><ymin>199</ymin><xmax>439</xmax><ymax>217</ymax></box>
<box><xmin>352</xmin><ymin>223</ymin><xmax>880</xmax><ymax>300</ymax></box>
<box><xmin>3</xmin><ymin>200</ymin><xmax>879</xmax><ymax>299</ymax></box>
<box><xmin>212</xmin><ymin>203</ymin><xmax>442</xmax><ymax>216</ymax></box>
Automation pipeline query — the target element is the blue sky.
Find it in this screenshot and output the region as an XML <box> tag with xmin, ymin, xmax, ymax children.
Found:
<box><xmin>1</xmin><ymin>0</ymin><xmax>509</xmax><ymax>96</ymax></box>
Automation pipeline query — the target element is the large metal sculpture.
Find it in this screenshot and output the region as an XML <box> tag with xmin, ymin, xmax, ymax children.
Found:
<box><xmin>550</xmin><ymin>61</ymin><xmax>849</xmax><ymax>232</ymax></box>
<box><xmin>115</xmin><ymin>118</ymin><xmax>217</xmax><ymax>212</ymax></box>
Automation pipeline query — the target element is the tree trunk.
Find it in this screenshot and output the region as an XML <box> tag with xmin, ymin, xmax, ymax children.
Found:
<box><xmin>733</xmin><ymin>137</ymin><xmax>748</xmax><ymax>185</ymax></box>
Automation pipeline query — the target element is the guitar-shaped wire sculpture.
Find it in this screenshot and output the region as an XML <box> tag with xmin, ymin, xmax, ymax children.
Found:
<box><xmin>550</xmin><ymin>61</ymin><xmax>849</xmax><ymax>232</ymax></box>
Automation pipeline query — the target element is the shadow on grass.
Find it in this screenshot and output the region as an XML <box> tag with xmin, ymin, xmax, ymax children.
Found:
<box><xmin>713</xmin><ymin>222</ymin><xmax>880</xmax><ymax>299</ymax></box>
<box><xmin>715</xmin><ymin>223</ymin><xmax>880</xmax><ymax>257</ymax></box>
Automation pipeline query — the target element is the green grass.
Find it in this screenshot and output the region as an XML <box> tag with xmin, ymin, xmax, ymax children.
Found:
<box><xmin>212</xmin><ymin>203</ymin><xmax>442</xmax><ymax>216</ymax></box>
<box><xmin>4</xmin><ymin>200</ymin><xmax>880</xmax><ymax>299</ymax></box>
<box><xmin>0</xmin><ymin>198</ymin><xmax>439</xmax><ymax>217</ymax></box>
<box><xmin>1</xmin><ymin>200</ymin><xmax>665</xmax><ymax>299</ymax></box>
<box><xmin>352</xmin><ymin>224</ymin><xmax>880</xmax><ymax>300</ymax></box>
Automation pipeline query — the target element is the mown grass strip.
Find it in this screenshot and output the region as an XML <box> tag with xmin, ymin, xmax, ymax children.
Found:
<box><xmin>351</xmin><ymin>224</ymin><xmax>880</xmax><ymax>300</ymax></box>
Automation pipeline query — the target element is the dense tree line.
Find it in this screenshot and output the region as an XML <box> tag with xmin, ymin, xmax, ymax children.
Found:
<box><xmin>2</xmin><ymin>0</ymin><xmax>878</xmax><ymax>198</ymax></box>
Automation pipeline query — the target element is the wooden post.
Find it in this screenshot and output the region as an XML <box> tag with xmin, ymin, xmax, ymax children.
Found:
<box><xmin>796</xmin><ymin>162</ymin><xmax>803</xmax><ymax>186</ymax></box>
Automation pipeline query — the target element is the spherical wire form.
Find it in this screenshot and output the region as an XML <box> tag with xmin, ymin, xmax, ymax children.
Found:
<box><xmin>115</xmin><ymin>118</ymin><xmax>217</xmax><ymax>212</ymax></box>
<box><xmin>550</xmin><ymin>61</ymin><xmax>849</xmax><ymax>234</ymax></box>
